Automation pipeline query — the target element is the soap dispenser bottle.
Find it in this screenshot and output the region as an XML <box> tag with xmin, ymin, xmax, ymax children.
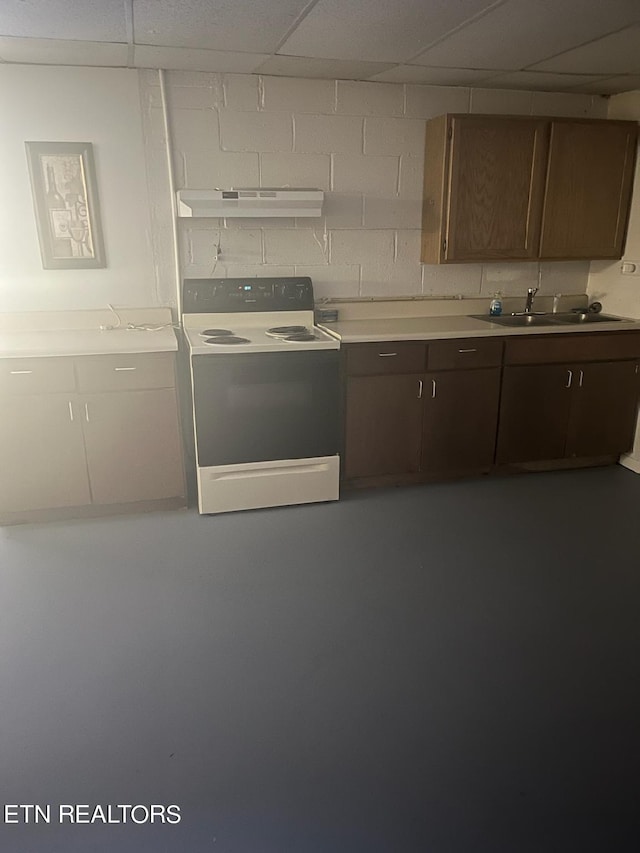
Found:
<box><xmin>489</xmin><ymin>291</ymin><xmax>503</xmax><ymax>316</ymax></box>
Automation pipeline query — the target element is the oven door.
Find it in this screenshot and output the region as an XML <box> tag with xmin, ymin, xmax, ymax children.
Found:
<box><xmin>191</xmin><ymin>350</ymin><xmax>340</xmax><ymax>467</ymax></box>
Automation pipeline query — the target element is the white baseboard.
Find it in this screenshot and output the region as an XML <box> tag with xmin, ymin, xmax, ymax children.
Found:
<box><xmin>619</xmin><ymin>454</ymin><xmax>640</xmax><ymax>474</ymax></box>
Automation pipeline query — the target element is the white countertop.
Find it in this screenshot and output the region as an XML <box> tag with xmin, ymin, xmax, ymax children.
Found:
<box><xmin>321</xmin><ymin>314</ymin><xmax>640</xmax><ymax>343</ymax></box>
<box><xmin>0</xmin><ymin>326</ymin><xmax>179</xmax><ymax>358</ymax></box>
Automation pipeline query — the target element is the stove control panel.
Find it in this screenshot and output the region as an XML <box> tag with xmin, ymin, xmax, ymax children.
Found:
<box><xmin>183</xmin><ymin>277</ymin><xmax>314</xmax><ymax>313</ymax></box>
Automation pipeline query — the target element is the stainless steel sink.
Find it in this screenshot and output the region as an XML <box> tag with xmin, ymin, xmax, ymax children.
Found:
<box><xmin>547</xmin><ymin>312</ymin><xmax>622</xmax><ymax>325</ymax></box>
<box><xmin>471</xmin><ymin>312</ymin><xmax>622</xmax><ymax>327</ymax></box>
<box><xmin>470</xmin><ymin>313</ymin><xmax>557</xmax><ymax>327</ymax></box>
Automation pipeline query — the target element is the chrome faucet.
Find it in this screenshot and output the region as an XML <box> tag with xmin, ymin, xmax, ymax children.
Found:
<box><xmin>513</xmin><ymin>287</ymin><xmax>541</xmax><ymax>316</ymax></box>
<box><xmin>524</xmin><ymin>287</ymin><xmax>538</xmax><ymax>314</ymax></box>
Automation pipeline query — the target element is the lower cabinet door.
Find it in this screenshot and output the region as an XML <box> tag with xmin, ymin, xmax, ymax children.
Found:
<box><xmin>344</xmin><ymin>374</ymin><xmax>423</xmax><ymax>479</ymax></box>
<box><xmin>421</xmin><ymin>368</ymin><xmax>501</xmax><ymax>474</ymax></box>
<box><xmin>567</xmin><ymin>360</ymin><xmax>640</xmax><ymax>457</ymax></box>
<box><xmin>496</xmin><ymin>364</ymin><xmax>574</xmax><ymax>464</ymax></box>
<box><xmin>0</xmin><ymin>395</ymin><xmax>91</xmax><ymax>513</ymax></box>
<box><xmin>81</xmin><ymin>389</ymin><xmax>184</xmax><ymax>504</ymax></box>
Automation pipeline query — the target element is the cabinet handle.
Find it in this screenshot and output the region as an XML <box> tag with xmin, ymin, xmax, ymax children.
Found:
<box><xmin>418</xmin><ymin>379</ymin><xmax>423</xmax><ymax>399</ymax></box>
<box><xmin>378</xmin><ymin>352</ymin><xmax>397</xmax><ymax>358</ymax></box>
<box><xmin>458</xmin><ymin>348</ymin><xmax>477</xmax><ymax>353</ymax></box>
<box><xmin>114</xmin><ymin>366</ymin><xmax>137</xmax><ymax>371</ymax></box>
<box><xmin>10</xmin><ymin>369</ymin><xmax>33</xmax><ymax>375</ymax></box>
<box><xmin>431</xmin><ymin>379</ymin><xmax>437</xmax><ymax>399</ymax></box>
<box><xmin>579</xmin><ymin>369</ymin><xmax>584</xmax><ymax>388</ymax></box>
<box><xmin>68</xmin><ymin>401</ymin><xmax>74</xmax><ymax>422</ymax></box>
<box><xmin>566</xmin><ymin>370</ymin><xmax>573</xmax><ymax>388</ymax></box>
<box><xmin>84</xmin><ymin>403</ymin><xmax>90</xmax><ymax>422</ymax></box>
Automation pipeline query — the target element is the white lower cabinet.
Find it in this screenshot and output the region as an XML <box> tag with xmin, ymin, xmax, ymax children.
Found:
<box><xmin>0</xmin><ymin>353</ymin><xmax>185</xmax><ymax>521</ymax></box>
<box><xmin>0</xmin><ymin>394</ymin><xmax>91</xmax><ymax>513</ymax></box>
<box><xmin>81</xmin><ymin>389</ymin><xmax>184</xmax><ymax>505</ymax></box>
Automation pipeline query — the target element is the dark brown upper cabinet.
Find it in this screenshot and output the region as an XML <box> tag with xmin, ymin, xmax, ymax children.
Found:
<box><xmin>422</xmin><ymin>115</ymin><xmax>549</xmax><ymax>263</ymax></box>
<box><xmin>421</xmin><ymin>114</ymin><xmax>638</xmax><ymax>264</ymax></box>
<box><xmin>539</xmin><ymin>119</ymin><xmax>637</xmax><ymax>260</ymax></box>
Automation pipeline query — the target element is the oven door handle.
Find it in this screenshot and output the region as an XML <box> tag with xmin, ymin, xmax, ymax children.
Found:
<box><xmin>210</xmin><ymin>461</ymin><xmax>331</xmax><ymax>480</ymax></box>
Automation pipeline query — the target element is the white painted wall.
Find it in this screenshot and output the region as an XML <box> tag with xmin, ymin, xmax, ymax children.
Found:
<box><xmin>0</xmin><ymin>66</ymin><xmax>159</xmax><ymax>312</ymax></box>
<box><xmin>139</xmin><ymin>70</ymin><xmax>606</xmax><ymax>302</ymax></box>
<box><xmin>586</xmin><ymin>91</ymin><xmax>640</xmax><ymax>473</ymax></box>
<box><xmin>587</xmin><ymin>92</ymin><xmax>640</xmax><ymax>319</ymax></box>
<box><xmin>0</xmin><ymin>64</ymin><xmax>612</xmax><ymax>314</ymax></box>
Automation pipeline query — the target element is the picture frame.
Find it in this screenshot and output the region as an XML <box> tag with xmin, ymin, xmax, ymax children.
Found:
<box><xmin>25</xmin><ymin>141</ymin><xmax>106</xmax><ymax>269</ymax></box>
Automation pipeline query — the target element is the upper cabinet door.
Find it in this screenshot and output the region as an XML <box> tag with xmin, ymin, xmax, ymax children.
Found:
<box><xmin>539</xmin><ymin>120</ymin><xmax>638</xmax><ymax>260</ymax></box>
<box><xmin>444</xmin><ymin>116</ymin><xmax>549</xmax><ymax>262</ymax></box>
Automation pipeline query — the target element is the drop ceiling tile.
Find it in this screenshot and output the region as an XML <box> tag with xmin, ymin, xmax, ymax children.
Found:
<box><xmin>278</xmin><ymin>0</ymin><xmax>498</xmax><ymax>64</ymax></box>
<box><xmin>255</xmin><ymin>55</ymin><xmax>395</xmax><ymax>80</ymax></box>
<box><xmin>531</xmin><ymin>25</ymin><xmax>640</xmax><ymax>75</ymax></box>
<box><xmin>370</xmin><ymin>65</ymin><xmax>500</xmax><ymax>85</ymax></box>
<box><xmin>412</xmin><ymin>0</ymin><xmax>640</xmax><ymax>71</ymax></box>
<box><xmin>565</xmin><ymin>74</ymin><xmax>640</xmax><ymax>95</ymax></box>
<box><xmin>0</xmin><ymin>0</ymin><xmax>127</xmax><ymax>41</ymax></box>
<box><xmin>0</xmin><ymin>36</ymin><xmax>128</xmax><ymax>66</ymax></box>
<box><xmin>479</xmin><ymin>71</ymin><xmax>608</xmax><ymax>92</ymax></box>
<box><xmin>133</xmin><ymin>0</ymin><xmax>310</xmax><ymax>53</ymax></box>
<box><xmin>133</xmin><ymin>45</ymin><xmax>268</xmax><ymax>73</ymax></box>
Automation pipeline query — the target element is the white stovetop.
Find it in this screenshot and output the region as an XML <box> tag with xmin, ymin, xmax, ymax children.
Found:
<box><xmin>183</xmin><ymin>309</ymin><xmax>339</xmax><ymax>354</ymax></box>
<box><xmin>184</xmin><ymin>324</ymin><xmax>339</xmax><ymax>354</ymax></box>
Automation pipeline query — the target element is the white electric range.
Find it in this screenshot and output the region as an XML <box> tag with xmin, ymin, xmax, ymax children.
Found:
<box><xmin>182</xmin><ymin>277</ymin><xmax>341</xmax><ymax>514</ymax></box>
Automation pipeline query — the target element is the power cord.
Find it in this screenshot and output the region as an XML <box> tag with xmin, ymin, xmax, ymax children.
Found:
<box><xmin>99</xmin><ymin>303</ymin><xmax>123</xmax><ymax>330</ymax></box>
<box><xmin>125</xmin><ymin>322</ymin><xmax>181</xmax><ymax>331</ymax></box>
<box><xmin>210</xmin><ymin>231</ymin><xmax>221</xmax><ymax>275</ymax></box>
<box><xmin>100</xmin><ymin>303</ymin><xmax>180</xmax><ymax>332</ymax></box>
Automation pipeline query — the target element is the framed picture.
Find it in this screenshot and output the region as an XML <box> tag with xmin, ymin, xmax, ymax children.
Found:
<box><xmin>25</xmin><ymin>141</ymin><xmax>106</xmax><ymax>269</ymax></box>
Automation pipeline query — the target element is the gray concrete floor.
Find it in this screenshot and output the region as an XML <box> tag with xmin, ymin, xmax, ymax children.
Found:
<box><xmin>1</xmin><ymin>466</ymin><xmax>640</xmax><ymax>852</ymax></box>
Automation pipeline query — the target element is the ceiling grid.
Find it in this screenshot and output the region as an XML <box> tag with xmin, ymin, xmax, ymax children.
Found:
<box><xmin>0</xmin><ymin>0</ymin><xmax>638</xmax><ymax>93</ymax></box>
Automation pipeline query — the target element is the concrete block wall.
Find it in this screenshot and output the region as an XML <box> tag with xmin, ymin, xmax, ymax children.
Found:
<box><xmin>139</xmin><ymin>70</ymin><xmax>606</xmax><ymax>304</ymax></box>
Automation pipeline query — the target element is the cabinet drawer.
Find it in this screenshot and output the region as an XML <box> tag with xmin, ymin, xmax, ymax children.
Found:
<box><xmin>505</xmin><ymin>332</ymin><xmax>640</xmax><ymax>365</ymax></box>
<box><xmin>0</xmin><ymin>357</ymin><xmax>76</xmax><ymax>395</ymax></box>
<box><xmin>427</xmin><ymin>338</ymin><xmax>503</xmax><ymax>370</ymax></box>
<box><xmin>345</xmin><ymin>342</ymin><xmax>426</xmax><ymax>376</ymax></box>
<box><xmin>75</xmin><ymin>352</ymin><xmax>176</xmax><ymax>392</ymax></box>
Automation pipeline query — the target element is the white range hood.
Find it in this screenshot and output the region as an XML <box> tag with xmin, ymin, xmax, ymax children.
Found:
<box><xmin>176</xmin><ymin>188</ymin><xmax>324</xmax><ymax>218</ymax></box>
